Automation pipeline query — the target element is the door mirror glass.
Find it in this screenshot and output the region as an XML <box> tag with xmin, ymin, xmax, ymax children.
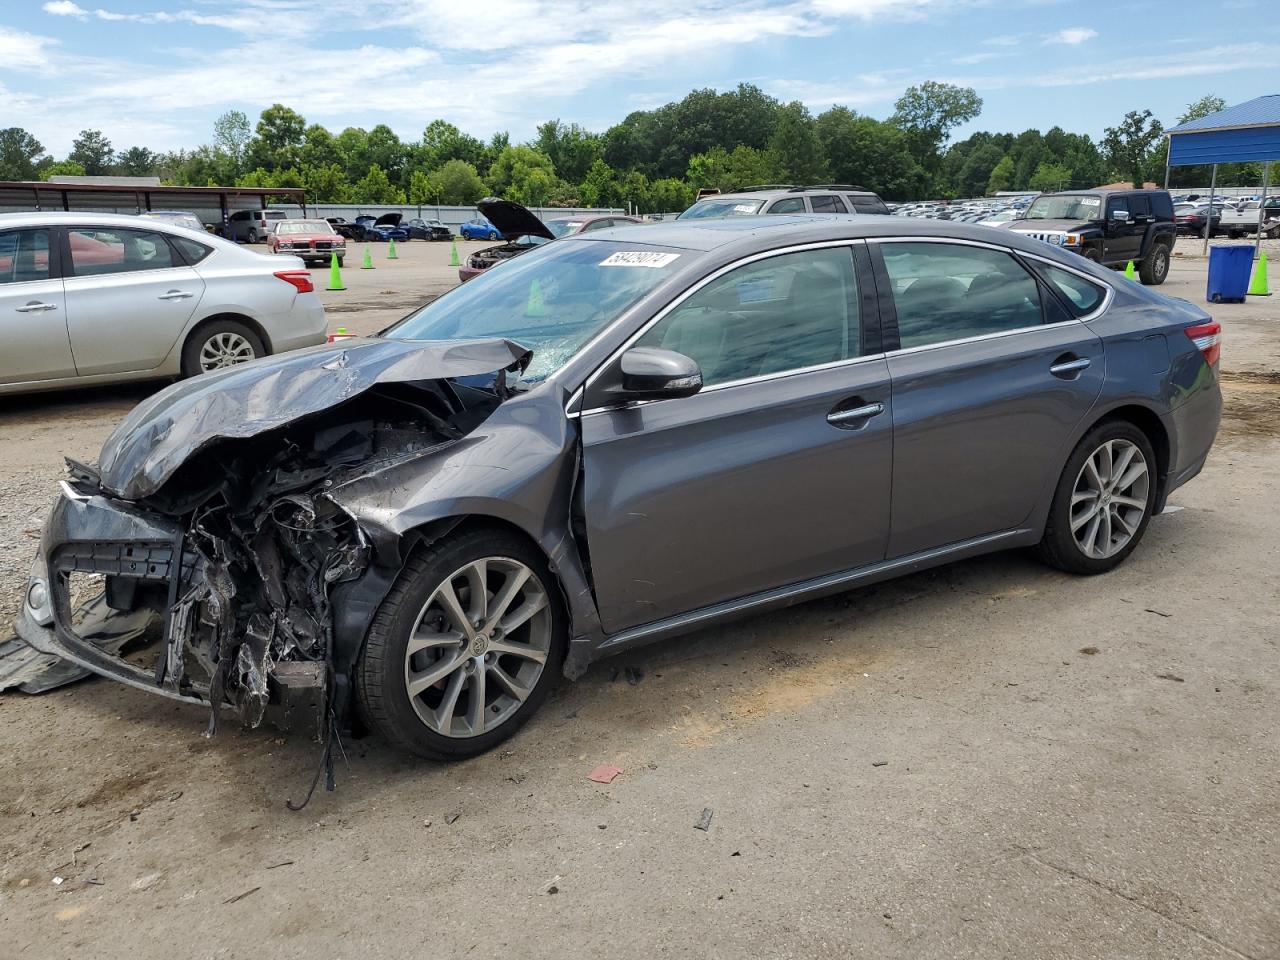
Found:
<box><xmin>1109</xmin><ymin>208</ymin><xmax>1130</xmax><ymax>222</ymax></box>
<box><xmin>618</xmin><ymin>347</ymin><xmax>703</xmax><ymax>400</ymax></box>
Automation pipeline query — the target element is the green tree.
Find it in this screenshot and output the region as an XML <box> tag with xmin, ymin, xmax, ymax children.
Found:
<box><xmin>1028</xmin><ymin>161</ymin><xmax>1073</xmax><ymax>193</ymax></box>
<box><xmin>300</xmin><ymin>163</ymin><xmax>350</xmax><ymax>203</ymax></box>
<box><xmin>767</xmin><ymin>102</ymin><xmax>826</xmax><ymax>183</ymax></box>
<box><xmin>534</xmin><ymin>120</ymin><xmax>602</xmax><ymax>184</ymax></box>
<box><xmin>487</xmin><ymin>145</ymin><xmax>560</xmax><ymax>206</ymax></box>
<box><xmin>300</xmin><ymin>124</ymin><xmax>341</xmax><ymax>170</ymax></box>
<box><xmin>1178</xmin><ymin>95</ymin><xmax>1226</xmax><ymax>125</ymax></box>
<box><xmin>352</xmin><ymin>163</ymin><xmax>405</xmax><ymax>203</ymax></box>
<box><xmin>892</xmin><ymin>81</ymin><xmax>983</xmax><ymax>177</ymax></box>
<box><xmin>246</xmin><ymin>104</ymin><xmax>306</xmax><ymax>171</ymax></box>
<box><xmin>41</xmin><ymin>160</ymin><xmax>86</xmax><ymax>180</ymax></box>
<box><xmin>814</xmin><ymin>107</ymin><xmax>926</xmax><ymax>199</ymax></box>
<box><xmin>647</xmin><ymin>177</ymin><xmax>693</xmax><ymax>213</ymax></box>
<box><xmin>0</xmin><ymin>127</ymin><xmax>46</xmax><ymax>180</ymax></box>
<box><xmin>578</xmin><ymin>158</ymin><xmax>620</xmax><ymax>207</ymax></box>
<box><xmin>418</xmin><ymin>119</ymin><xmax>485</xmax><ymax>171</ymax></box>
<box><xmin>212</xmin><ymin>110</ymin><xmax>251</xmax><ymax>176</ymax></box>
<box><xmin>986</xmin><ymin>155</ymin><xmax>1015</xmax><ymax>194</ymax></box>
<box><xmin>114</xmin><ymin>146</ymin><xmax>159</xmax><ymax>176</ymax></box>
<box><xmin>428</xmin><ymin>159</ymin><xmax>487</xmax><ymax>205</ymax></box>
<box><xmin>365</xmin><ymin>124</ymin><xmax>407</xmax><ymax>183</ymax></box>
<box><xmin>68</xmin><ymin>129</ymin><xmax>114</xmax><ymax>175</ymax></box>
<box><xmin>1103</xmin><ymin>109</ymin><xmax>1163</xmax><ymax>188</ymax></box>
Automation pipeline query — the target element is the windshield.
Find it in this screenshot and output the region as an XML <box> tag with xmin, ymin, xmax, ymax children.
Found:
<box><xmin>276</xmin><ymin>220</ymin><xmax>333</xmax><ymax>234</ymax></box>
<box><xmin>676</xmin><ymin>198</ymin><xmax>765</xmax><ymax>220</ymax></box>
<box><xmin>545</xmin><ymin>220</ymin><xmax>584</xmax><ymax>238</ymax></box>
<box><xmin>1023</xmin><ymin>195</ymin><xmax>1103</xmax><ymax>221</ymax></box>
<box><xmin>382</xmin><ymin>239</ymin><xmax>686</xmax><ymax>381</ymax></box>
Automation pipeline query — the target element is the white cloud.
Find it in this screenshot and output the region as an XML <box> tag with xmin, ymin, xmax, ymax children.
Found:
<box><xmin>1046</xmin><ymin>27</ymin><xmax>1097</xmax><ymax>44</ymax></box>
<box><xmin>41</xmin><ymin>1</ymin><xmax>88</xmax><ymax>16</ymax></box>
<box><xmin>952</xmin><ymin>51</ymin><xmax>1002</xmax><ymax>64</ymax></box>
<box><xmin>0</xmin><ymin>27</ymin><xmax>59</xmax><ymax>69</ymax></box>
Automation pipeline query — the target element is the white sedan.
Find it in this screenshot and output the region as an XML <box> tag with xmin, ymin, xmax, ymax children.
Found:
<box><xmin>0</xmin><ymin>212</ymin><xmax>327</xmax><ymax>396</ymax></box>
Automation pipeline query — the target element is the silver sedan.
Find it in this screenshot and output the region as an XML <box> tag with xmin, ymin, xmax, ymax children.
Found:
<box><xmin>0</xmin><ymin>212</ymin><xmax>327</xmax><ymax>395</ymax></box>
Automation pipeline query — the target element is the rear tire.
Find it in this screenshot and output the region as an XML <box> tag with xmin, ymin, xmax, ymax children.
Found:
<box><xmin>1138</xmin><ymin>242</ymin><xmax>1170</xmax><ymax>285</ymax></box>
<box><xmin>247</xmin><ymin>228</ymin><xmax>259</xmax><ymax>244</ymax></box>
<box><xmin>487</xmin><ymin>230</ymin><xmax>499</xmax><ymax>241</ymax></box>
<box><xmin>1036</xmin><ymin>420</ymin><xmax>1157</xmax><ymax>575</ymax></box>
<box><xmin>181</xmin><ymin>319</ymin><xmax>264</xmax><ymax>377</ymax></box>
<box><xmin>357</xmin><ymin>527</ymin><xmax>566</xmax><ymax>760</ymax></box>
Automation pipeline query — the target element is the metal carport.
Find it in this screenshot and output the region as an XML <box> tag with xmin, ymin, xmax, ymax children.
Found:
<box><xmin>1165</xmin><ymin>94</ymin><xmax>1280</xmax><ymax>255</ymax></box>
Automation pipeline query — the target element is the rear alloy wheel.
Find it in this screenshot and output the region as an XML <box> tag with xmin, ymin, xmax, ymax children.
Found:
<box><xmin>357</xmin><ymin>529</ymin><xmax>565</xmax><ymax>759</ymax></box>
<box><xmin>182</xmin><ymin>320</ymin><xmax>264</xmax><ymax>377</ymax></box>
<box><xmin>1037</xmin><ymin>421</ymin><xmax>1157</xmax><ymax>575</ymax></box>
<box><xmin>247</xmin><ymin>228</ymin><xmax>259</xmax><ymax>244</ymax></box>
<box><xmin>487</xmin><ymin>230</ymin><xmax>499</xmax><ymax>241</ymax></box>
<box><xmin>1138</xmin><ymin>243</ymin><xmax>1170</xmax><ymax>285</ymax></box>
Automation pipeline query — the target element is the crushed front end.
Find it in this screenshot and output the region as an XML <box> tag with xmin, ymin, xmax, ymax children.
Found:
<box><xmin>13</xmin><ymin>338</ymin><xmax>533</xmax><ymax>758</ymax></box>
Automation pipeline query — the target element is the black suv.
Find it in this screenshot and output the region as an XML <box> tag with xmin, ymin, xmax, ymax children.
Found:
<box><xmin>1005</xmin><ymin>189</ymin><xmax>1177</xmax><ymax>285</ymax></box>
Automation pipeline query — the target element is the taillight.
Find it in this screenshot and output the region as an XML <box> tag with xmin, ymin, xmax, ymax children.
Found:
<box><xmin>1185</xmin><ymin>320</ymin><xmax>1221</xmax><ymax>367</ymax></box>
<box><xmin>274</xmin><ymin>270</ymin><xmax>314</xmax><ymax>294</ymax></box>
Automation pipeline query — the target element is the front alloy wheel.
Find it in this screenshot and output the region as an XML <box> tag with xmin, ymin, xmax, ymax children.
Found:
<box><xmin>358</xmin><ymin>528</ymin><xmax>566</xmax><ymax>759</ymax></box>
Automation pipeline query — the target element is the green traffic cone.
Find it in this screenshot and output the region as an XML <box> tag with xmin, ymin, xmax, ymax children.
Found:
<box><xmin>449</xmin><ymin>239</ymin><xmax>460</xmax><ymax>267</ymax></box>
<box><xmin>1124</xmin><ymin>260</ymin><xmax>1136</xmax><ymax>280</ymax></box>
<box><xmin>1248</xmin><ymin>252</ymin><xmax>1271</xmax><ymax>296</ymax></box>
<box><xmin>387</xmin><ymin>238</ymin><xmax>399</xmax><ymax>260</ymax></box>
<box><xmin>361</xmin><ymin>246</ymin><xmax>374</xmax><ymax>269</ymax></box>
<box><xmin>526</xmin><ymin>278</ymin><xmax>546</xmax><ymax>317</ymax></box>
<box><xmin>326</xmin><ymin>251</ymin><xmax>345</xmax><ymax>291</ymax></box>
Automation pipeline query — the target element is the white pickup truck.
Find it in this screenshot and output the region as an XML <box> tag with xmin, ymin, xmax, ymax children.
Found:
<box><xmin>1218</xmin><ymin>199</ymin><xmax>1280</xmax><ymax>239</ymax></box>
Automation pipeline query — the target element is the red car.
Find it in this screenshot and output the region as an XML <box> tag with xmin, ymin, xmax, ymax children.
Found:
<box><xmin>267</xmin><ymin>219</ymin><xmax>347</xmax><ymax>268</ymax></box>
<box><xmin>458</xmin><ymin>198</ymin><xmax>641</xmax><ymax>282</ymax></box>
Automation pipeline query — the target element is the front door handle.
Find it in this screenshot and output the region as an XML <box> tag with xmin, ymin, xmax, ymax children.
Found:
<box><xmin>827</xmin><ymin>401</ymin><xmax>885</xmax><ymax>427</ymax></box>
<box><xmin>157</xmin><ymin>290</ymin><xmax>194</xmax><ymax>301</ymax></box>
<box><xmin>1050</xmin><ymin>356</ymin><xmax>1091</xmax><ymax>378</ymax></box>
<box><xmin>15</xmin><ymin>301</ymin><xmax>58</xmax><ymax>313</ymax></box>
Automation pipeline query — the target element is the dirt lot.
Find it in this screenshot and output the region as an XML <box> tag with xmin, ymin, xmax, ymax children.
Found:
<box><xmin>2</xmin><ymin>237</ymin><xmax>1278</xmax><ymax>959</ymax></box>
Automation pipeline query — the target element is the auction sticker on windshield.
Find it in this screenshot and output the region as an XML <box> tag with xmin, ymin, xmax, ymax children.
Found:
<box><xmin>1080</xmin><ymin>197</ymin><xmax>1100</xmax><ymax>207</ymax></box>
<box><xmin>599</xmin><ymin>251</ymin><xmax>680</xmax><ymax>268</ymax></box>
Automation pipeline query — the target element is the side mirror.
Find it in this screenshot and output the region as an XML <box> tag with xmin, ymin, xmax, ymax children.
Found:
<box><xmin>1109</xmin><ymin>209</ymin><xmax>1130</xmax><ymax>222</ymax></box>
<box><xmin>617</xmin><ymin>347</ymin><xmax>702</xmax><ymax>400</ymax></box>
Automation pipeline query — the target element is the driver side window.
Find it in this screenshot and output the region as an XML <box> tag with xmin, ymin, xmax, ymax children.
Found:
<box><xmin>635</xmin><ymin>247</ymin><xmax>860</xmax><ymax>387</ymax></box>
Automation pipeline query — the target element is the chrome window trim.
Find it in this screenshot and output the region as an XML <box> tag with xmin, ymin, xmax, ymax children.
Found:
<box><xmin>868</xmin><ymin>236</ymin><xmax>1115</xmax><ymax>357</ymax></box>
<box><xmin>574</xmin><ymin>238</ymin><xmax>871</xmax><ymax>419</ymax></box>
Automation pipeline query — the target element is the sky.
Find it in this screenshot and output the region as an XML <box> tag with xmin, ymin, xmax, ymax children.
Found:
<box><xmin>1</xmin><ymin>0</ymin><xmax>1276</xmax><ymax>158</ymax></box>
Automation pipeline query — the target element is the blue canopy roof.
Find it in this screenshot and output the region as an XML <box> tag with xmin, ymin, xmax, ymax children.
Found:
<box><xmin>1166</xmin><ymin>95</ymin><xmax>1280</xmax><ymax>167</ymax></box>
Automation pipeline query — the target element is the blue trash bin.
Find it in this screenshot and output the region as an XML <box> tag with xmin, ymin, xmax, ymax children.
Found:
<box><xmin>1206</xmin><ymin>246</ymin><xmax>1254</xmax><ymax>303</ymax></box>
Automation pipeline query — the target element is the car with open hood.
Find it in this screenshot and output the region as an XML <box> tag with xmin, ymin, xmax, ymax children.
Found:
<box><xmin>457</xmin><ymin>198</ymin><xmax>640</xmax><ymax>282</ymax></box>
<box><xmin>356</xmin><ymin>213</ymin><xmax>409</xmax><ymax>242</ymax></box>
<box><xmin>13</xmin><ymin>215</ymin><xmax>1221</xmax><ymax>793</ymax></box>
<box><xmin>266</xmin><ymin>218</ymin><xmax>347</xmax><ymax>267</ymax></box>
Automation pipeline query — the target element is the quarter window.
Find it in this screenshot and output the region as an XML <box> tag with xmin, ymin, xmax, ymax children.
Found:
<box><xmin>881</xmin><ymin>242</ymin><xmax>1045</xmax><ymax>349</ymax></box>
<box><xmin>849</xmin><ymin>195</ymin><xmax>889</xmax><ymax>215</ymax></box>
<box><xmin>635</xmin><ymin>246</ymin><xmax>860</xmax><ymax>387</ymax></box>
<box><xmin>1033</xmin><ymin>262</ymin><xmax>1107</xmax><ymax>316</ymax></box>
<box><xmin>0</xmin><ymin>229</ymin><xmax>51</xmax><ymax>284</ymax></box>
<box><xmin>69</xmin><ymin>228</ymin><xmax>178</xmax><ymax>277</ymax></box>
<box><xmin>810</xmin><ymin>195</ymin><xmax>848</xmax><ymax>214</ymax></box>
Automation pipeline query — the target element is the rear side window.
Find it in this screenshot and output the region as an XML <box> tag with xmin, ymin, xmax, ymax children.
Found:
<box><xmin>1032</xmin><ymin>262</ymin><xmax>1107</xmax><ymax>316</ymax></box>
<box><xmin>1128</xmin><ymin>195</ymin><xmax>1152</xmax><ymax>218</ymax></box>
<box><xmin>880</xmin><ymin>242</ymin><xmax>1044</xmax><ymax>349</ymax></box>
<box><xmin>0</xmin><ymin>229</ymin><xmax>51</xmax><ymax>284</ymax></box>
<box><xmin>69</xmin><ymin>227</ymin><xmax>178</xmax><ymax>277</ymax></box>
<box><xmin>1148</xmin><ymin>193</ymin><xmax>1174</xmax><ymax>220</ymax></box>
<box><xmin>810</xmin><ymin>195</ymin><xmax>848</xmax><ymax>213</ymax></box>
<box><xmin>265</xmin><ymin>211</ymin><xmax>285</xmax><ymax>220</ymax></box>
<box><xmin>766</xmin><ymin>197</ymin><xmax>806</xmax><ymax>214</ymax></box>
<box><xmin>848</xmin><ymin>195</ymin><xmax>889</xmax><ymax>215</ymax></box>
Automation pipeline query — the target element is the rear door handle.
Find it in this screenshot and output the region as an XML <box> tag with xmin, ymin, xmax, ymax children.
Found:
<box><xmin>1050</xmin><ymin>357</ymin><xmax>1091</xmax><ymax>378</ymax></box>
<box><xmin>158</xmin><ymin>290</ymin><xmax>193</xmax><ymax>300</ymax></box>
<box><xmin>827</xmin><ymin>402</ymin><xmax>885</xmax><ymax>427</ymax></box>
<box><xmin>15</xmin><ymin>301</ymin><xmax>58</xmax><ymax>313</ymax></box>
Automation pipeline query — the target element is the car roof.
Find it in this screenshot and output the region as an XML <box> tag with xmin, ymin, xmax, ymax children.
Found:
<box><xmin>573</xmin><ymin>213</ymin><xmax>1088</xmax><ymax>262</ymax></box>
<box><xmin>701</xmin><ymin>187</ymin><xmax>881</xmax><ymax>201</ymax></box>
<box><xmin>0</xmin><ymin>211</ymin><xmax>201</xmax><ymax>229</ymax></box>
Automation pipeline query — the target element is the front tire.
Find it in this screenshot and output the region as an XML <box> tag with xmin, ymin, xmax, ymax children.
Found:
<box><xmin>1138</xmin><ymin>242</ymin><xmax>1170</xmax><ymax>285</ymax></box>
<box><xmin>181</xmin><ymin>319</ymin><xmax>264</xmax><ymax>377</ymax></box>
<box><xmin>487</xmin><ymin>230</ymin><xmax>499</xmax><ymax>240</ymax></box>
<box><xmin>1037</xmin><ymin>420</ymin><xmax>1157</xmax><ymax>575</ymax></box>
<box><xmin>357</xmin><ymin>527</ymin><xmax>566</xmax><ymax>760</ymax></box>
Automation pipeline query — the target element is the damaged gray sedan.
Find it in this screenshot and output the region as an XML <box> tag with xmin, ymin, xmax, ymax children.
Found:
<box><xmin>14</xmin><ymin>216</ymin><xmax>1221</xmax><ymax>767</ymax></box>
